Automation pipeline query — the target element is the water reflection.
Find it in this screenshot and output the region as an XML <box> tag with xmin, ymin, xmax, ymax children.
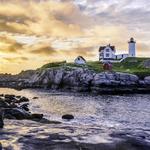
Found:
<box><xmin>0</xmin><ymin>88</ymin><xmax>150</xmax><ymax>149</ymax></box>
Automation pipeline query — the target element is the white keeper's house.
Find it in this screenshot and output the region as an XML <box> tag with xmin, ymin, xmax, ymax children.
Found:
<box><xmin>99</xmin><ymin>38</ymin><xmax>136</xmax><ymax>62</ymax></box>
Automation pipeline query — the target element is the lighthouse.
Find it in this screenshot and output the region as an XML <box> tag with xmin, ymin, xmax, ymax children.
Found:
<box><xmin>128</xmin><ymin>37</ymin><xmax>136</xmax><ymax>57</ymax></box>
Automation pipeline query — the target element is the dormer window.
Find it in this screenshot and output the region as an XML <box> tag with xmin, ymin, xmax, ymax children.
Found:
<box><xmin>106</xmin><ymin>49</ymin><xmax>109</xmax><ymax>52</ymax></box>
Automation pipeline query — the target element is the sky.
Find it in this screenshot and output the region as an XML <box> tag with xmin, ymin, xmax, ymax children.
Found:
<box><xmin>0</xmin><ymin>0</ymin><xmax>150</xmax><ymax>74</ymax></box>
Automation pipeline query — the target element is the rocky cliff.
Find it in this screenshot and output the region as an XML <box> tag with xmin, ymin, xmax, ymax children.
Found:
<box><xmin>0</xmin><ymin>68</ymin><xmax>150</xmax><ymax>94</ymax></box>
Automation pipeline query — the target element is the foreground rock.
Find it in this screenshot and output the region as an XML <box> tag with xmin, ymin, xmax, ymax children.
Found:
<box><xmin>0</xmin><ymin>68</ymin><xmax>150</xmax><ymax>94</ymax></box>
<box><xmin>0</xmin><ymin>109</ymin><xmax>4</xmax><ymax>128</ymax></box>
<box><xmin>18</xmin><ymin>132</ymin><xmax>150</xmax><ymax>150</ymax></box>
<box><xmin>0</xmin><ymin>143</ymin><xmax>2</xmax><ymax>150</ymax></box>
<box><xmin>4</xmin><ymin>108</ymin><xmax>31</xmax><ymax>119</ymax></box>
<box><xmin>0</xmin><ymin>94</ymin><xmax>60</xmax><ymax>127</ymax></box>
<box><xmin>62</xmin><ymin>114</ymin><xmax>74</xmax><ymax>120</ymax></box>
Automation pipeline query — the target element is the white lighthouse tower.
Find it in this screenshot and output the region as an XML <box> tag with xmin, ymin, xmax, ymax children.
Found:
<box><xmin>128</xmin><ymin>37</ymin><xmax>136</xmax><ymax>57</ymax></box>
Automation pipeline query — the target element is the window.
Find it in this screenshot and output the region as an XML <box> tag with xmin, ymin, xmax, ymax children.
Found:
<box><xmin>106</xmin><ymin>53</ymin><xmax>109</xmax><ymax>57</ymax></box>
<box><xmin>106</xmin><ymin>49</ymin><xmax>109</xmax><ymax>52</ymax></box>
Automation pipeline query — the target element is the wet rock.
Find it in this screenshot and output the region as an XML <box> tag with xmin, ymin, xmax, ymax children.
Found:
<box><xmin>16</xmin><ymin>96</ymin><xmax>21</xmax><ymax>99</ymax></box>
<box><xmin>0</xmin><ymin>143</ymin><xmax>2</xmax><ymax>150</ymax></box>
<box><xmin>0</xmin><ymin>109</ymin><xmax>4</xmax><ymax>128</ymax></box>
<box><xmin>62</xmin><ymin>114</ymin><xmax>74</xmax><ymax>120</ymax></box>
<box><xmin>20</xmin><ymin>103</ymin><xmax>29</xmax><ymax>111</ymax></box>
<box><xmin>30</xmin><ymin>114</ymin><xmax>43</xmax><ymax>120</ymax></box>
<box><xmin>33</xmin><ymin>97</ymin><xmax>39</xmax><ymax>99</ymax></box>
<box><xmin>39</xmin><ymin>118</ymin><xmax>61</xmax><ymax>124</ymax></box>
<box><xmin>4</xmin><ymin>108</ymin><xmax>31</xmax><ymax>120</ymax></box>
<box><xmin>18</xmin><ymin>97</ymin><xmax>29</xmax><ymax>103</ymax></box>
<box><xmin>5</xmin><ymin>97</ymin><xmax>17</xmax><ymax>104</ymax></box>
<box><xmin>0</xmin><ymin>99</ymin><xmax>9</xmax><ymax>108</ymax></box>
<box><xmin>4</xmin><ymin>94</ymin><xmax>15</xmax><ymax>100</ymax></box>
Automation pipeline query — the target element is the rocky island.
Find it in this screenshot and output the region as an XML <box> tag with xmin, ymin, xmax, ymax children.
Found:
<box><xmin>0</xmin><ymin>67</ymin><xmax>150</xmax><ymax>94</ymax></box>
<box><xmin>0</xmin><ymin>58</ymin><xmax>150</xmax><ymax>94</ymax></box>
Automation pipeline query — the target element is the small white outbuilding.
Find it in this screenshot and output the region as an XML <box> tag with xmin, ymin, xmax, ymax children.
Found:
<box><xmin>74</xmin><ymin>56</ymin><xmax>86</xmax><ymax>65</ymax></box>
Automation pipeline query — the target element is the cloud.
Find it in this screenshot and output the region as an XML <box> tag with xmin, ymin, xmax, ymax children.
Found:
<box><xmin>2</xmin><ymin>56</ymin><xmax>29</xmax><ymax>63</ymax></box>
<box><xmin>29</xmin><ymin>42</ymin><xmax>57</xmax><ymax>56</ymax></box>
<box><xmin>0</xmin><ymin>0</ymin><xmax>150</xmax><ymax>73</ymax></box>
<box><xmin>0</xmin><ymin>0</ymin><xmax>91</xmax><ymax>37</ymax></box>
<box><xmin>0</xmin><ymin>34</ymin><xmax>24</xmax><ymax>53</ymax></box>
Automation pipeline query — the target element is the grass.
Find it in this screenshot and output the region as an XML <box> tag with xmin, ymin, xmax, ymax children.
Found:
<box><xmin>40</xmin><ymin>57</ymin><xmax>150</xmax><ymax>79</ymax></box>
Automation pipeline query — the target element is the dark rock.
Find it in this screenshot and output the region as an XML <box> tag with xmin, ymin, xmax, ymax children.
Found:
<box><xmin>0</xmin><ymin>99</ymin><xmax>9</xmax><ymax>108</ymax></box>
<box><xmin>18</xmin><ymin>97</ymin><xmax>29</xmax><ymax>103</ymax></box>
<box><xmin>62</xmin><ymin>114</ymin><xmax>74</xmax><ymax>120</ymax></box>
<box><xmin>33</xmin><ymin>97</ymin><xmax>39</xmax><ymax>99</ymax></box>
<box><xmin>31</xmin><ymin>114</ymin><xmax>43</xmax><ymax>120</ymax></box>
<box><xmin>16</xmin><ymin>96</ymin><xmax>21</xmax><ymax>99</ymax></box>
<box><xmin>20</xmin><ymin>103</ymin><xmax>29</xmax><ymax>111</ymax></box>
<box><xmin>4</xmin><ymin>94</ymin><xmax>15</xmax><ymax>100</ymax></box>
<box><xmin>15</xmin><ymin>87</ymin><xmax>23</xmax><ymax>91</ymax></box>
<box><xmin>0</xmin><ymin>109</ymin><xmax>4</xmax><ymax>128</ymax></box>
<box><xmin>4</xmin><ymin>108</ymin><xmax>31</xmax><ymax>120</ymax></box>
<box><xmin>0</xmin><ymin>94</ymin><xmax>4</xmax><ymax>97</ymax></box>
<box><xmin>39</xmin><ymin>118</ymin><xmax>61</xmax><ymax>124</ymax></box>
<box><xmin>5</xmin><ymin>97</ymin><xmax>17</xmax><ymax>104</ymax></box>
<box><xmin>0</xmin><ymin>143</ymin><xmax>2</xmax><ymax>150</ymax></box>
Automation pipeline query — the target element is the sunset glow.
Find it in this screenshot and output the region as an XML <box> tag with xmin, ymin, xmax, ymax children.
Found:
<box><xmin>0</xmin><ymin>0</ymin><xmax>150</xmax><ymax>73</ymax></box>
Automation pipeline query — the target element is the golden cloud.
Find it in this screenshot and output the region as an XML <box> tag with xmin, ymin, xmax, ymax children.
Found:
<box><xmin>0</xmin><ymin>34</ymin><xmax>23</xmax><ymax>53</ymax></box>
<box><xmin>2</xmin><ymin>56</ymin><xmax>28</xmax><ymax>63</ymax></box>
<box><xmin>0</xmin><ymin>0</ymin><xmax>89</xmax><ymax>37</ymax></box>
<box><xmin>29</xmin><ymin>42</ymin><xmax>57</xmax><ymax>56</ymax></box>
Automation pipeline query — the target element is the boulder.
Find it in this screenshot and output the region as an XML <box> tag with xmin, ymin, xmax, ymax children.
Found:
<box><xmin>18</xmin><ymin>97</ymin><xmax>29</xmax><ymax>103</ymax></box>
<box><xmin>105</xmin><ymin>73</ymin><xmax>116</xmax><ymax>80</ymax></box>
<box><xmin>0</xmin><ymin>94</ymin><xmax>4</xmax><ymax>97</ymax></box>
<box><xmin>0</xmin><ymin>109</ymin><xmax>4</xmax><ymax>128</ymax></box>
<box><xmin>16</xmin><ymin>96</ymin><xmax>21</xmax><ymax>99</ymax></box>
<box><xmin>54</xmin><ymin>69</ymin><xmax>64</xmax><ymax>85</ymax></box>
<box><xmin>0</xmin><ymin>99</ymin><xmax>9</xmax><ymax>108</ymax></box>
<box><xmin>144</xmin><ymin>76</ymin><xmax>150</xmax><ymax>85</ymax></box>
<box><xmin>116</xmin><ymin>72</ymin><xmax>130</xmax><ymax>81</ymax></box>
<box><xmin>30</xmin><ymin>114</ymin><xmax>43</xmax><ymax>120</ymax></box>
<box><xmin>139</xmin><ymin>80</ymin><xmax>145</xmax><ymax>86</ymax></box>
<box><xmin>4</xmin><ymin>94</ymin><xmax>15</xmax><ymax>99</ymax></box>
<box><xmin>62</xmin><ymin>114</ymin><xmax>74</xmax><ymax>120</ymax></box>
<box><xmin>129</xmin><ymin>74</ymin><xmax>139</xmax><ymax>82</ymax></box>
<box><xmin>4</xmin><ymin>108</ymin><xmax>31</xmax><ymax>120</ymax></box>
<box><xmin>33</xmin><ymin>97</ymin><xmax>39</xmax><ymax>99</ymax></box>
<box><xmin>0</xmin><ymin>143</ymin><xmax>2</xmax><ymax>150</ymax></box>
<box><xmin>20</xmin><ymin>103</ymin><xmax>29</xmax><ymax>111</ymax></box>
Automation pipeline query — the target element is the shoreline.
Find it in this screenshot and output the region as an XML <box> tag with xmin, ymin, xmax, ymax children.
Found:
<box><xmin>1</xmin><ymin>86</ymin><xmax>150</xmax><ymax>96</ymax></box>
<box><xmin>0</xmin><ymin>67</ymin><xmax>150</xmax><ymax>95</ymax></box>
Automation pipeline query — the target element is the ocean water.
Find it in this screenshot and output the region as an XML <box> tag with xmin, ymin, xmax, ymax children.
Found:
<box><xmin>0</xmin><ymin>88</ymin><xmax>150</xmax><ymax>149</ymax></box>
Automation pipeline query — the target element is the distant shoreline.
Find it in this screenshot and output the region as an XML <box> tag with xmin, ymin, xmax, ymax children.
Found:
<box><xmin>0</xmin><ymin>67</ymin><xmax>150</xmax><ymax>95</ymax></box>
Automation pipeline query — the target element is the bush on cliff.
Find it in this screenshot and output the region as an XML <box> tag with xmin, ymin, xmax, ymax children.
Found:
<box><xmin>39</xmin><ymin>57</ymin><xmax>150</xmax><ymax>79</ymax></box>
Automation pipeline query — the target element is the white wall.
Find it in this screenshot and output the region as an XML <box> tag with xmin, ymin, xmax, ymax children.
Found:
<box><xmin>74</xmin><ymin>57</ymin><xmax>86</xmax><ymax>65</ymax></box>
<box><xmin>115</xmin><ymin>54</ymin><xmax>128</xmax><ymax>59</ymax></box>
<box><xmin>129</xmin><ymin>43</ymin><xmax>136</xmax><ymax>57</ymax></box>
<box><xmin>103</xmin><ymin>47</ymin><xmax>115</xmax><ymax>59</ymax></box>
